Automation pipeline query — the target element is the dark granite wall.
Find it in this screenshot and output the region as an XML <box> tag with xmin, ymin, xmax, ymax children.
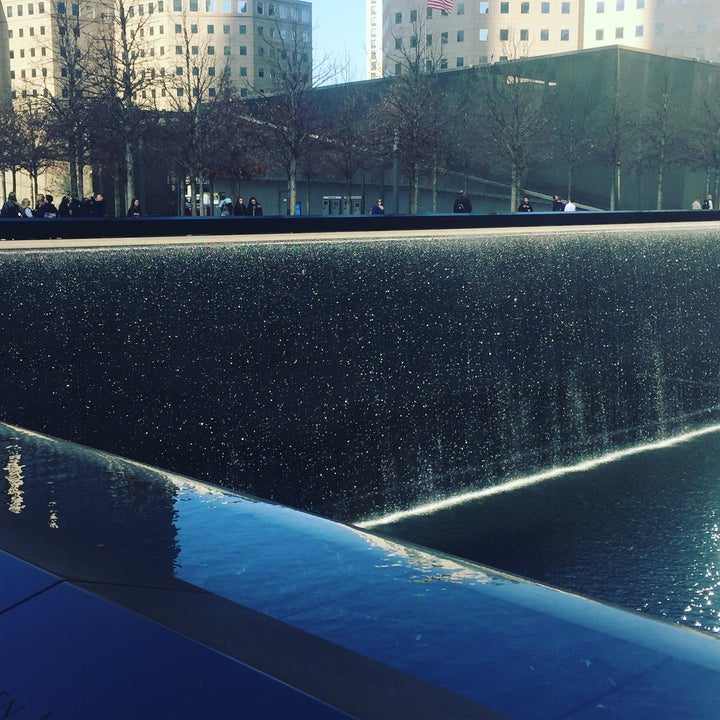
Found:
<box><xmin>1</xmin><ymin>228</ymin><xmax>719</xmax><ymax>522</ymax></box>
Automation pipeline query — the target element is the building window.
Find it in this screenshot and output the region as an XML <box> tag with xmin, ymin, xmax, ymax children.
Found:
<box><xmin>240</xmin><ymin>66</ymin><xmax>247</xmax><ymax>75</ymax></box>
<box><xmin>562</xmin><ymin>1</ymin><xmax>570</xmax><ymax>11</ymax></box>
<box><xmin>500</xmin><ymin>28</ymin><xmax>509</xmax><ymax>40</ymax></box>
<box><xmin>636</xmin><ymin>0</ymin><xmax>644</xmax><ymax>6</ymax></box>
<box><xmin>441</xmin><ymin>31</ymin><xmax>448</xmax><ymax>43</ymax></box>
<box><xmin>635</xmin><ymin>24</ymin><xmax>643</xmax><ymax>36</ymax></box>
<box><xmin>256</xmin><ymin>1</ymin><xmax>262</xmax><ymax>13</ymax></box>
<box><xmin>456</xmin><ymin>57</ymin><xmax>464</xmax><ymax>67</ymax></box>
<box><xmin>207</xmin><ymin>24</ymin><xmax>213</xmax><ymax>32</ymax></box>
<box><xmin>596</xmin><ymin>28</ymin><xmax>604</xmax><ymax>40</ymax></box>
<box><xmin>224</xmin><ymin>45</ymin><xmax>230</xmax><ymax>54</ymax></box>
<box><xmin>479</xmin><ymin>28</ymin><xmax>488</xmax><ymax>41</ymax></box>
<box><xmin>616</xmin><ymin>0</ymin><xmax>624</xmax><ymax>8</ymax></box>
<box><xmin>239</xmin><ymin>24</ymin><xmax>246</xmax><ymax>32</ymax></box>
<box><xmin>540</xmin><ymin>28</ymin><xmax>549</xmax><ymax>40</ymax></box>
<box><xmin>395</xmin><ymin>62</ymin><xmax>401</xmax><ymax>75</ymax></box>
<box><xmin>175</xmin><ymin>66</ymin><xmax>183</xmax><ymax>74</ymax></box>
<box><xmin>541</xmin><ymin>2</ymin><xmax>549</xmax><ymax>12</ymax></box>
<box><xmin>520</xmin><ymin>28</ymin><xmax>528</xmax><ymax>41</ymax></box>
<box><xmin>207</xmin><ymin>45</ymin><xmax>214</xmax><ymax>53</ymax></box>
<box><xmin>440</xmin><ymin>58</ymin><xmax>447</xmax><ymax>69</ymax></box>
<box><xmin>615</xmin><ymin>26</ymin><xmax>623</xmax><ymax>38</ymax></box>
<box><xmin>521</xmin><ymin>1</ymin><xmax>529</xmax><ymax>12</ymax></box>
<box><xmin>457</xmin><ymin>2</ymin><xmax>464</xmax><ymax>14</ymax></box>
<box><xmin>426</xmin><ymin>33</ymin><xmax>432</xmax><ymax>45</ymax></box>
<box><xmin>500</xmin><ymin>2</ymin><xmax>509</xmax><ymax>13</ymax></box>
<box><xmin>175</xmin><ymin>44</ymin><xmax>182</xmax><ymax>53</ymax></box>
<box><xmin>561</xmin><ymin>28</ymin><xmax>569</xmax><ymax>40</ymax></box>
<box><xmin>395</xmin><ymin>11</ymin><xmax>401</xmax><ymax>23</ymax></box>
<box><xmin>191</xmin><ymin>23</ymin><xmax>198</xmax><ymax>32</ymax></box>
<box><xmin>223</xmin><ymin>24</ymin><xmax>229</xmax><ymax>32</ymax></box>
<box><xmin>410</xmin><ymin>35</ymin><xmax>417</xmax><ymax>48</ymax></box>
<box><xmin>394</xmin><ymin>37</ymin><xmax>402</xmax><ymax>49</ymax></box>
<box><xmin>175</xmin><ymin>23</ymin><xmax>181</xmax><ymax>32</ymax></box>
<box><xmin>238</xmin><ymin>0</ymin><xmax>247</xmax><ymax>10</ymax></box>
<box><xmin>173</xmin><ymin>0</ymin><xmax>181</xmax><ymax>9</ymax></box>
<box><xmin>457</xmin><ymin>29</ymin><xmax>464</xmax><ymax>41</ymax></box>
<box><xmin>596</xmin><ymin>1</ymin><xmax>604</xmax><ymax>11</ymax></box>
<box><xmin>410</xmin><ymin>9</ymin><xmax>417</xmax><ymax>21</ymax></box>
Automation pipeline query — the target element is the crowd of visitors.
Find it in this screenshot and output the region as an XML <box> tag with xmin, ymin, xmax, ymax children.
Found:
<box><xmin>1</xmin><ymin>191</ymin><xmax>107</xmax><ymax>218</ymax></box>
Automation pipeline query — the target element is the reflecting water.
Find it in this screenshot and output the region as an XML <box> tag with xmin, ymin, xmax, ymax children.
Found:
<box><xmin>2</xmin><ymin>228</ymin><xmax>720</xmax><ymax>637</ymax></box>
<box><xmin>370</xmin><ymin>428</ymin><xmax>720</xmax><ymax>635</ymax></box>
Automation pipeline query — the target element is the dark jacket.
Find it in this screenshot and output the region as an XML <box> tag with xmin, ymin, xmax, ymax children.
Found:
<box><xmin>58</xmin><ymin>198</ymin><xmax>71</xmax><ymax>217</ymax></box>
<box><xmin>518</xmin><ymin>200</ymin><xmax>533</xmax><ymax>212</ymax></box>
<box><xmin>247</xmin><ymin>199</ymin><xmax>263</xmax><ymax>216</ymax></box>
<box><xmin>0</xmin><ymin>199</ymin><xmax>21</xmax><ymax>218</ymax></box>
<box><xmin>453</xmin><ymin>193</ymin><xmax>472</xmax><ymax>213</ymax></box>
<box><xmin>39</xmin><ymin>201</ymin><xmax>58</xmax><ymax>218</ymax></box>
<box><xmin>233</xmin><ymin>201</ymin><xmax>247</xmax><ymax>216</ymax></box>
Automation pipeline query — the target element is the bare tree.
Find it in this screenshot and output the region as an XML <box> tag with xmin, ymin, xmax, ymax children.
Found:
<box><xmin>376</xmin><ymin>16</ymin><xmax>462</xmax><ymax>213</ymax></box>
<box><xmin>688</xmin><ymin>74</ymin><xmax>720</xmax><ymax>204</ymax></box>
<box><xmin>157</xmin><ymin>13</ymin><xmax>230</xmax><ymax>215</ymax></box>
<box><xmin>14</xmin><ymin>98</ymin><xmax>58</xmax><ymax>198</ymax></box>
<box><xmin>634</xmin><ymin>61</ymin><xmax>684</xmax><ymax>209</ymax></box>
<box><xmin>247</xmin><ymin>13</ymin><xmax>333</xmax><ymax>215</ymax></box>
<box><xmin>549</xmin><ymin>73</ymin><xmax>596</xmax><ymax>202</ymax></box>
<box><xmin>323</xmin><ymin>83</ymin><xmax>376</xmax><ymax>213</ymax></box>
<box><xmin>478</xmin><ymin>41</ymin><xmax>553</xmax><ymax>211</ymax></box>
<box><xmin>90</xmin><ymin>0</ymin><xmax>158</xmax><ymax>211</ymax></box>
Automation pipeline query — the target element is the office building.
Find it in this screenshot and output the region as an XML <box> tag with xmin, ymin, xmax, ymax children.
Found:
<box><xmin>4</xmin><ymin>0</ymin><xmax>312</xmax><ymax>107</ymax></box>
<box><xmin>373</xmin><ymin>0</ymin><xmax>720</xmax><ymax>77</ymax></box>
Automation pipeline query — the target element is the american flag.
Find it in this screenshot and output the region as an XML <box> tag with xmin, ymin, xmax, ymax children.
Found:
<box><xmin>427</xmin><ymin>0</ymin><xmax>454</xmax><ymax>11</ymax></box>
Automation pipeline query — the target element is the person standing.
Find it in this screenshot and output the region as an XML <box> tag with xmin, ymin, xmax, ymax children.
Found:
<box><xmin>20</xmin><ymin>198</ymin><xmax>34</xmax><ymax>218</ymax></box>
<box><xmin>371</xmin><ymin>198</ymin><xmax>385</xmax><ymax>214</ymax></box>
<box><xmin>127</xmin><ymin>198</ymin><xmax>143</xmax><ymax>217</ymax></box>
<box><xmin>38</xmin><ymin>194</ymin><xmax>58</xmax><ymax>217</ymax></box>
<box><xmin>453</xmin><ymin>190</ymin><xmax>472</xmax><ymax>213</ymax></box>
<box><xmin>692</xmin><ymin>197</ymin><xmax>702</xmax><ymax>210</ymax></box>
<box><xmin>89</xmin><ymin>193</ymin><xmax>107</xmax><ymax>217</ymax></box>
<box><xmin>0</xmin><ymin>192</ymin><xmax>21</xmax><ymax>218</ymax></box>
<box><xmin>564</xmin><ymin>198</ymin><xmax>576</xmax><ymax>212</ymax></box>
<box><xmin>703</xmin><ymin>194</ymin><xmax>714</xmax><ymax>210</ymax></box>
<box><xmin>518</xmin><ymin>196</ymin><xmax>533</xmax><ymax>212</ymax></box>
<box><xmin>247</xmin><ymin>197</ymin><xmax>263</xmax><ymax>216</ymax></box>
<box><xmin>219</xmin><ymin>196</ymin><xmax>233</xmax><ymax>216</ymax></box>
<box><xmin>58</xmin><ymin>196</ymin><xmax>71</xmax><ymax>217</ymax></box>
<box><xmin>552</xmin><ymin>194</ymin><xmax>566</xmax><ymax>211</ymax></box>
<box><xmin>233</xmin><ymin>197</ymin><xmax>247</xmax><ymax>216</ymax></box>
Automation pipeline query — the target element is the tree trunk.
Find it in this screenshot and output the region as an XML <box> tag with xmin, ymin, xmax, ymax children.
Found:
<box><xmin>511</xmin><ymin>166</ymin><xmax>521</xmax><ymax>211</ymax></box>
<box><xmin>125</xmin><ymin>139</ymin><xmax>135</xmax><ymax>213</ymax></box>
<box><xmin>288</xmin><ymin>156</ymin><xmax>297</xmax><ymax>215</ymax></box>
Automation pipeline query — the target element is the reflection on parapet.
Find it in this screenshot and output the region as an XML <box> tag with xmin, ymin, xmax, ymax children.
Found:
<box><xmin>4</xmin><ymin>443</ymin><xmax>24</xmax><ymax>515</ymax></box>
<box><xmin>352</xmin><ymin>525</ymin><xmax>504</xmax><ymax>588</ymax></box>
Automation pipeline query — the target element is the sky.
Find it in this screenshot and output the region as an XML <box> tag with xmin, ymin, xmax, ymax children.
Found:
<box><xmin>311</xmin><ymin>0</ymin><xmax>368</xmax><ymax>84</ymax></box>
